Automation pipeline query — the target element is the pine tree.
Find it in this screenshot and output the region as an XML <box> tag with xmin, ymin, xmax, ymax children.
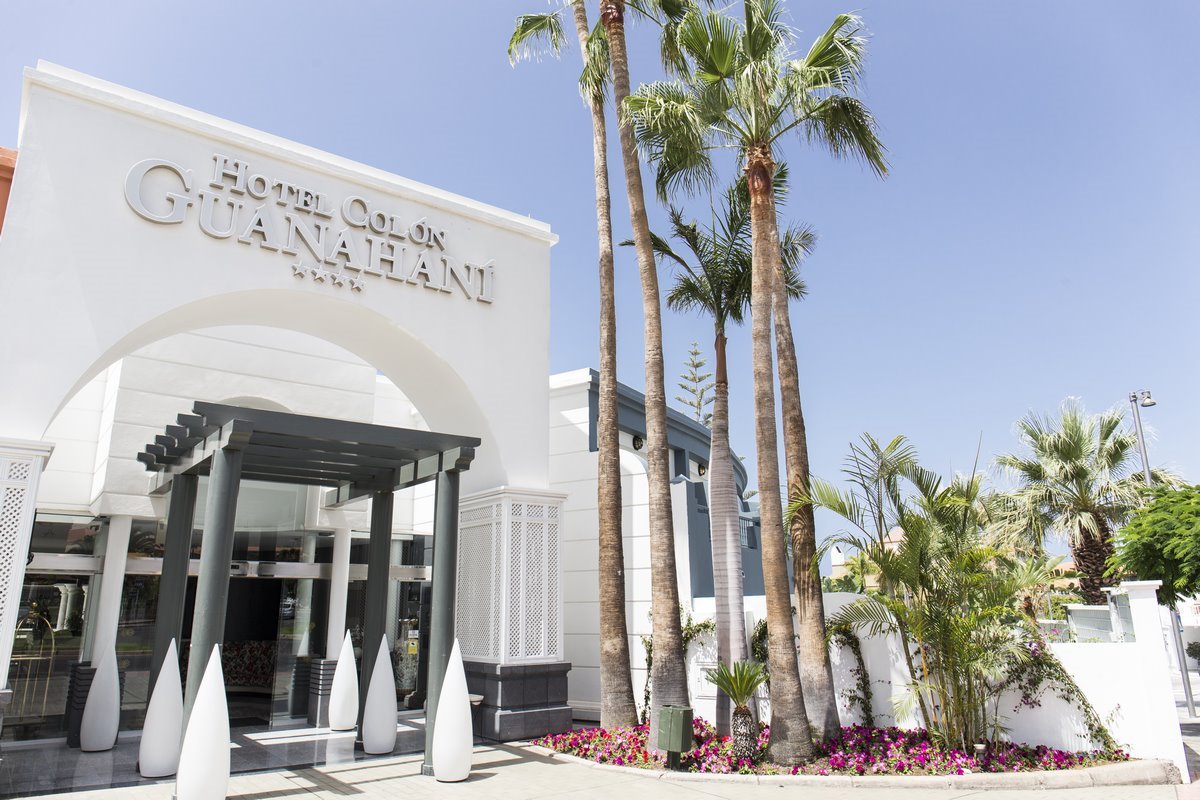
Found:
<box><xmin>677</xmin><ymin>342</ymin><xmax>714</xmax><ymax>428</ymax></box>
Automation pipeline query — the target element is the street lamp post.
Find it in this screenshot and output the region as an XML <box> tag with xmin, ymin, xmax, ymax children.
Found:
<box><xmin>1128</xmin><ymin>389</ymin><xmax>1195</xmax><ymax>717</ymax></box>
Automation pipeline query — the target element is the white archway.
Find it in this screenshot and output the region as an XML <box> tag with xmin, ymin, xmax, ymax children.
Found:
<box><xmin>0</xmin><ymin>63</ymin><xmax>556</xmax><ymax>494</ymax></box>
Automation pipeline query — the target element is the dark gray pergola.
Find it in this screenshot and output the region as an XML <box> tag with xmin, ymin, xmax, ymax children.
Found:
<box><xmin>139</xmin><ymin>401</ymin><xmax>478</xmax><ymax>767</ymax></box>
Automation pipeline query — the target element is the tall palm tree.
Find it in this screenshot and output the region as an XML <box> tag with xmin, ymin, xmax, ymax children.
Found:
<box><xmin>768</xmin><ymin>189</ymin><xmax>837</xmax><ymax>740</ymax></box>
<box><xmin>509</xmin><ymin>2</ymin><xmax>638</xmax><ymax>727</ymax></box>
<box><xmin>627</xmin><ymin>0</ymin><xmax>885</xmax><ymax>763</ymax></box>
<box><xmin>994</xmin><ymin>400</ymin><xmax>1177</xmax><ymax>605</ymax></box>
<box><xmin>599</xmin><ymin>0</ymin><xmax>690</xmax><ymax>735</ymax></box>
<box><xmin>645</xmin><ymin>177</ymin><xmax>806</xmax><ymax>735</ymax></box>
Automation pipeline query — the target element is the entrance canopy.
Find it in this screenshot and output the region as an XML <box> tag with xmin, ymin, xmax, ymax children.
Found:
<box><xmin>139</xmin><ymin>402</ymin><xmax>475</xmax><ymax>769</ymax></box>
<box><xmin>137</xmin><ymin>401</ymin><xmax>479</xmax><ymax>505</ymax></box>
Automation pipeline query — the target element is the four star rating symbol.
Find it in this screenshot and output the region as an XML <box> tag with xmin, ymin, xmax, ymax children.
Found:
<box><xmin>291</xmin><ymin>262</ymin><xmax>364</xmax><ymax>291</ymax></box>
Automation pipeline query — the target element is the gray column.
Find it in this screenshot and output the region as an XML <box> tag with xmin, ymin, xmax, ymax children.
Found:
<box><xmin>150</xmin><ymin>473</ymin><xmax>198</xmax><ymax>689</ymax></box>
<box><xmin>184</xmin><ymin>448</ymin><xmax>243</xmax><ymax>718</ymax></box>
<box><xmin>357</xmin><ymin>490</ymin><xmax>394</xmax><ymax>738</ymax></box>
<box><xmin>423</xmin><ymin>469</ymin><xmax>460</xmax><ymax>773</ymax></box>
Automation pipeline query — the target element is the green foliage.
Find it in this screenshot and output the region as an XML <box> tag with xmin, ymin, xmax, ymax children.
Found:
<box><xmin>625</xmin><ymin>0</ymin><xmax>887</xmax><ymax>203</ymax></box>
<box><xmin>1186</xmin><ymin>641</ymin><xmax>1200</xmax><ymax>667</ymax></box>
<box><xmin>993</xmin><ymin>401</ymin><xmax>1177</xmax><ymax>553</ymax></box>
<box><xmin>821</xmin><ymin>574</ymin><xmax>860</xmax><ymax>593</ymax></box>
<box><xmin>750</xmin><ymin>618</ymin><xmax>769</xmax><ymax>667</ymax></box>
<box><xmin>676</xmin><ymin>342</ymin><xmax>714</xmax><ymax>427</ymax></box>
<box><xmin>705</xmin><ymin>660</ymin><xmax>767</xmax><ymax>709</ymax></box>
<box><xmin>809</xmin><ymin>433</ymin><xmax>1085</xmax><ymax>751</ymax></box>
<box><xmin>1110</xmin><ymin>485</ymin><xmax>1200</xmax><ymax>608</ymax></box>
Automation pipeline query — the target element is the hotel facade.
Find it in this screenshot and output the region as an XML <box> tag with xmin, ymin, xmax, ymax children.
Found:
<box><xmin>0</xmin><ymin>64</ymin><xmax>763</xmax><ymax>756</ymax></box>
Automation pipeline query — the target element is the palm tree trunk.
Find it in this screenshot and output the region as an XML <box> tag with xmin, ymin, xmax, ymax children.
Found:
<box><xmin>601</xmin><ymin>0</ymin><xmax>688</xmax><ymax>736</ymax></box>
<box><xmin>708</xmin><ymin>329</ymin><xmax>746</xmax><ymax>737</ymax></box>
<box><xmin>1072</xmin><ymin>518</ymin><xmax>1116</xmax><ymax>606</ymax></box>
<box><xmin>745</xmin><ymin>146</ymin><xmax>815</xmax><ymax>764</ymax></box>
<box><xmin>571</xmin><ymin>0</ymin><xmax>637</xmax><ymax>727</ymax></box>
<box><xmin>770</xmin><ymin>262</ymin><xmax>839</xmax><ymax>741</ymax></box>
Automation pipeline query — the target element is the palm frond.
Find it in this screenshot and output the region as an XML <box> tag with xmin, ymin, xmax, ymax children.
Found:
<box><xmin>509</xmin><ymin>11</ymin><xmax>566</xmax><ymax>65</ymax></box>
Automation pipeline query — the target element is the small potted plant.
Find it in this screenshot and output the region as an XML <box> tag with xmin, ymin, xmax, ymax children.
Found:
<box><xmin>706</xmin><ymin>660</ymin><xmax>767</xmax><ymax>763</ymax></box>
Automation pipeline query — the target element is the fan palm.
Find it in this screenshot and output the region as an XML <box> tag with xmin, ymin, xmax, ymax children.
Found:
<box><xmin>644</xmin><ymin>174</ymin><xmax>806</xmax><ymax>735</ymax></box>
<box><xmin>706</xmin><ymin>661</ymin><xmax>768</xmax><ymax>761</ymax></box>
<box><xmin>627</xmin><ymin>0</ymin><xmax>886</xmax><ymax>762</ymax></box>
<box><xmin>509</xmin><ymin>1</ymin><xmax>638</xmax><ymax>726</ymax></box>
<box><xmin>994</xmin><ymin>400</ymin><xmax>1178</xmax><ymax>604</ymax></box>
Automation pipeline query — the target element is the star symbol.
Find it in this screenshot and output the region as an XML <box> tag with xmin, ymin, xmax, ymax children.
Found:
<box><xmin>349</xmin><ymin>277</ymin><xmax>364</xmax><ymax>292</ymax></box>
<box><xmin>330</xmin><ymin>272</ymin><xmax>345</xmax><ymax>287</ymax></box>
<box><xmin>311</xmin><ymin>269</ymin><xmax>326</xmax><ymax>283</ymax></box>
<box><xmin>291</xmin><ymin>263</ymin><xmax>308</xmax><ymax>278</ymax></box>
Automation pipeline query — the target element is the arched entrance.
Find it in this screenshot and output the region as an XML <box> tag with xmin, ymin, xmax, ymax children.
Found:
<box><xmin>0</xmin><ymin>63</ymin><xmax>568</xmax><ymax>781</ymax></box>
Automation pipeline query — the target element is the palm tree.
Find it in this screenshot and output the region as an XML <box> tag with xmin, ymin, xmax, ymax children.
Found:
<box><xmin>627</xmin><ymin>0</ymin><xmax>885</xmax><ymax>763</ymax></box>
<box><xmin>706</xmin><ymin>661</ymin><xmax>768</xmax><ymax>761</ymax></box>
<box><xmin>768</xmin><ymin>195</ymin><xmax>837</xmax><ymax>740</ymax></box>
<box><xmin>645</xmin><ymin>178</ymin><xmax>806</xmax><ymax>736</ymax></box>
<box><xmin>800</xmin><ymin>434</ymin><xmax>933</xmax><ymax>728</ymax></box>
<box><xmin>599</xmin><ymin>0</ymin><xmax>690</xmax><ymax>736</ymax></box>
<box><xmin>994</xmin><ymin>400</ymin><xmax>1177</xmax><ymax>605</ymax></box>
<box><xmin>509</xmin><ymin>2</ymin><xmax>638</xmax><ymax>727</ymax></box>
<box><xmin>827</xmin><ymin>458</ymin><xmax>1060</xmax><ymax>751</ymax></box>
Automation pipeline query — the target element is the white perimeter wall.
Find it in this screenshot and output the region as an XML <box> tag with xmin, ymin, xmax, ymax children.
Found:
<box><xmin>685</xmin><ymin>588</ymin><xmax>1188</xmax><ymax>781</ymax></box>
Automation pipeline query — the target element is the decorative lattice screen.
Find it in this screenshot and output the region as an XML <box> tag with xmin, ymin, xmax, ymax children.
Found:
<box><xmin>0</xmin><ymin>447</ymin><xmax>50</xmax><ymax>684</ymax></box>
<box><xmin>457</xmin><ymin>491</ymin><xmax>563</xmax><ymax>664</ymax></box>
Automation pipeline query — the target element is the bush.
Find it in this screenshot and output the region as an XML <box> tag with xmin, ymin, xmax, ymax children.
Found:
<box><xmin>1186</xmin><ymin>641</ymin><xmax>1200</xmax><ymax>668</ymax></box>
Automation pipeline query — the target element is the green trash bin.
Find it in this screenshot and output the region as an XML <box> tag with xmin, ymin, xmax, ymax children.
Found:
<box><xmin>657</xmin><ymin>704</ymin><xmax>694</xmax><ymax>759</ymax></box>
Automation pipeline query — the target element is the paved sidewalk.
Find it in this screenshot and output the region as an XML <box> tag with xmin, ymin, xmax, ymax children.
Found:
<box><xmin>24</xmin><ymin>743</ymin><xmax>1199</xmax><ymax>800</ymax></box>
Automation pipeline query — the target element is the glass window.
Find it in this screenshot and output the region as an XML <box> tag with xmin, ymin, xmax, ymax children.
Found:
<box><xmin>28</xmin><ymin>514</ymin><xmax>100</xmax><ymax>555</ymax></box>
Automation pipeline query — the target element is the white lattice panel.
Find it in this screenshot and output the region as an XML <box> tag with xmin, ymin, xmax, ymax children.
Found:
<box><xmin>456</xmin><ymin>501</ymin><xmax>502</xmax><ymax>660</ymax></box>
<box><xmin>457</xmin><ymin>489</ymin><xmax>564</xmax><ymax>664</ymax></box>
<box><xmin>0</xmin><ymin>443</ymin><xmax>53</xmax><ymax>689</ymax></box>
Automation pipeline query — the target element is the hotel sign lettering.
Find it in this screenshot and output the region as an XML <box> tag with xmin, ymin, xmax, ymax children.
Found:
<box><xmin>123</xmin><ymin>154</ymin><xmax>495</xmax><ymax>301</ymax></box>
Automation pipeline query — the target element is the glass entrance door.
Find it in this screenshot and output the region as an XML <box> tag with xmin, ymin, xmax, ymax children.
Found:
<box><xmin>4</xmin><ymin>574</ymin><xmax>91</xmax><ymax>740</ymax></box>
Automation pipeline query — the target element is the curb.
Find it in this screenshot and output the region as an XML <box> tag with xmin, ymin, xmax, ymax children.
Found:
<box><xmin>524</xmin><ymin>746</ymin><xmax>1180</xmax><ymax>788</ymax></box>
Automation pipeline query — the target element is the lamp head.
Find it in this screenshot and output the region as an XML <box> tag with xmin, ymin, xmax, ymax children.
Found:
<box><xmin>1140</xmin><ymin>390</ymin><xmax>1157</xmax><ymax>408</ymax></box>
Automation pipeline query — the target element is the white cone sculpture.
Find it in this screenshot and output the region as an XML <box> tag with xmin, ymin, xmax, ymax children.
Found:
<box><xmin>361</xmin><ymin>635</ymin><xmax>397</xmax><ymax>755</ymax></box>
<box><xmin>431</xmin><ymin>638</ymin><xmax>472</xmax><ymax>782</ymax></box>
<box><xmin>80</xmin><ymin>648</ymin><xmax>120</xmax><ymax>752</ymax></box>
<box><xmin>175</xmin><ymin>647</ymin><xmax>230</xmax><ymax>800</ymax></box>
<box><xmin>139</xmin><ymin>638</ymin><xmax>183</xmax><ymax>777</ymax></box>
<box><xmin>328</xmin><ymin>631</ymin><xmax>358</xmax><ymax>731</ymax></box>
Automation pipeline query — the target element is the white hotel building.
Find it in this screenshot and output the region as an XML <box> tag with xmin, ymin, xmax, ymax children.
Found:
<box><xmin>0</xmin><ymin>63</ymin><xmax>764</xmax><ymax>772</ymax></box>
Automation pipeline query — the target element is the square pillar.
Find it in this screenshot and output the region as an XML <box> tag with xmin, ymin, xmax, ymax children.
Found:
<box><xmin>150</xmin><ymin>473</ymin><xmax>198</xmax><ymax>689</ymax></box>
<box><xmin>0</xmin><ymin>439</ymin><xmax>55</xmax><ymax>697</ymax></box>
<box><xmin>357</xmin><ymin>491</ymin><xmax>394</xmax><ymax>739</ymax></box>
<box><xmin>184</xmin><ymin>447</ymin><xmax>243</xmax><ymax>718</ymax></box>
<box><xmin>424</xmin><ymin>469</ymin><xmax>461</xmax><ymax>773</ymax></box>
<box><xmin>455</xmin><ymin>488</ymin><xmax>571</xmax><ymax>742</ymax></box>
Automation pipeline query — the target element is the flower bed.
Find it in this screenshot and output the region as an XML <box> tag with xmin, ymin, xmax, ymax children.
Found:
<box><xmin>533</xmin><ymin>719</ymin><xmax>1128</xmax><ymax>776</ymax></box>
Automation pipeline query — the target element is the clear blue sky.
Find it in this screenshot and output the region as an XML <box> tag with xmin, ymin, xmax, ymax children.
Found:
<box><xmin>3</xmin><ymin>3</ymin><xmax>1197</xmax><ymax>537</ymax></box>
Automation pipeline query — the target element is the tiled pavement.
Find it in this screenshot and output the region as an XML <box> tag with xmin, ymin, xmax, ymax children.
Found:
<box><xmin>14</xmin><ymin>743</ymin><xmax>1199</xmax><ymax>800</ymax></box>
